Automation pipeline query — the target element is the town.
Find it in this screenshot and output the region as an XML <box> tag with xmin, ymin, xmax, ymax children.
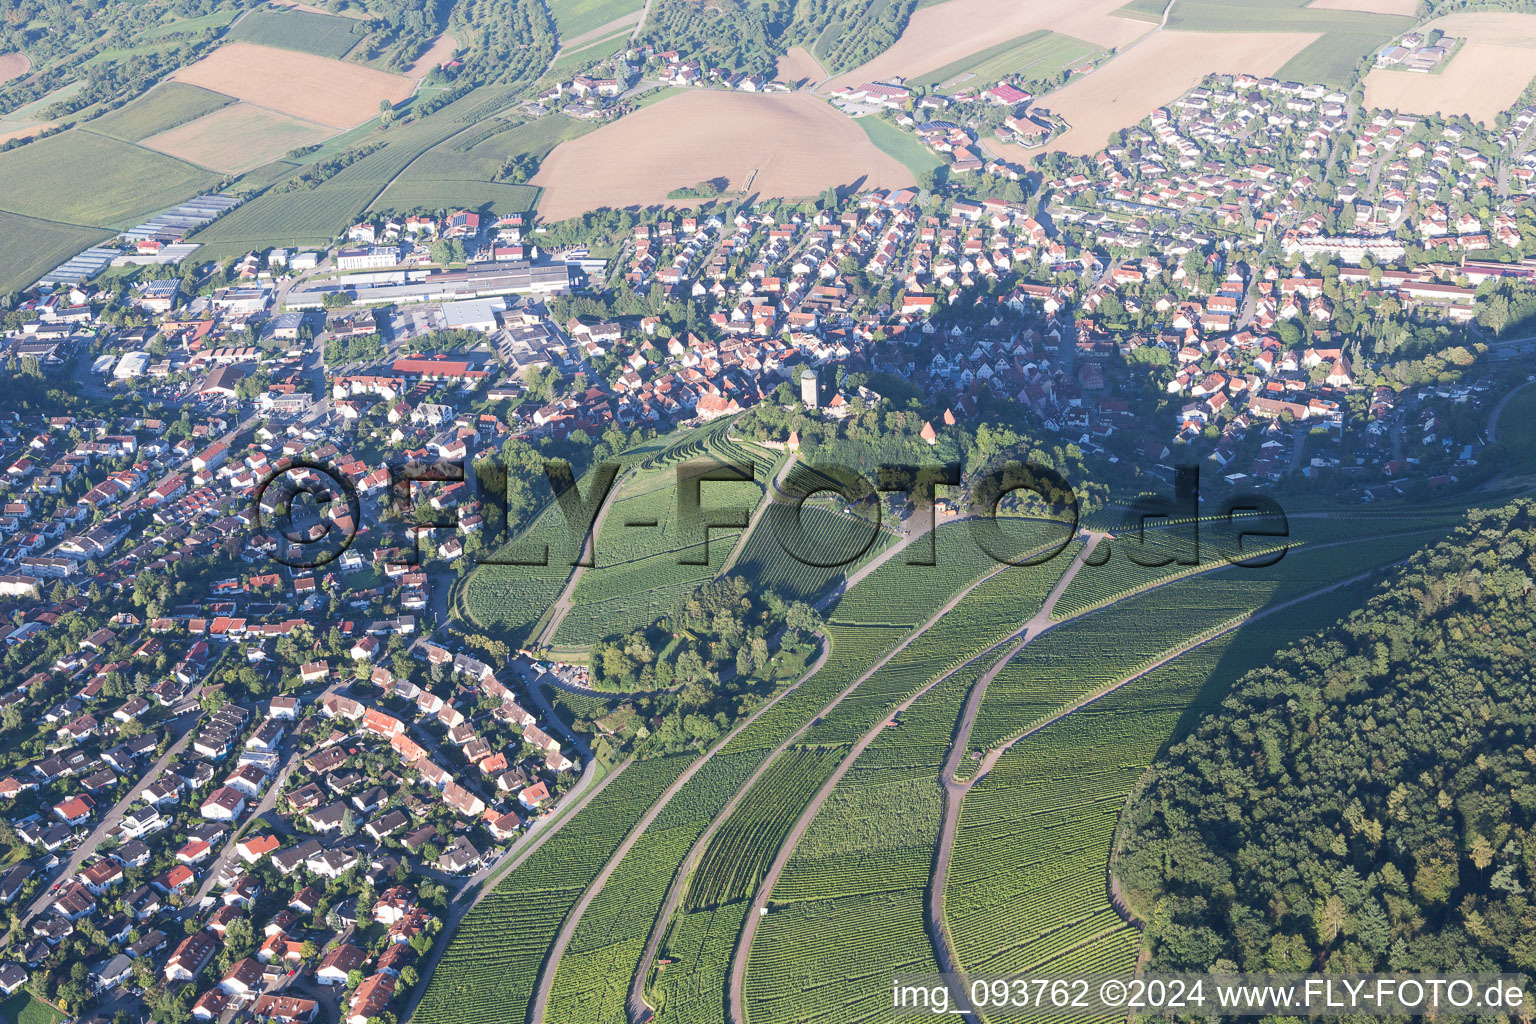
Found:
<box><xmin>0</xmin><ymin>52</ymin><xmax>1533</xmax><ymax>1024</ymax></box>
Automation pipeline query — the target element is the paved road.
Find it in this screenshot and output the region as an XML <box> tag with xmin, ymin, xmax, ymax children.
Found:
<box><xmin>10</xmin><ymin>708</ymin><xmax>205</xmax><ymax>939</ymax></box>
<box><xmin>527</xmin><ymin>637</ymin><xmax>830</xmax><ymax>1024</ymax></box>
<box><xmin>532</xmin><ymin>467</ymin><xmax>633</xmax><ymax>649</ymax></box>
<box><xmin>721</xmin><ymin>535</ymin><xmax>1098</xmax><ymax>1024</ymax></box>
<box><xmin>920</xmin><ymin>548</ymin><xmax>1428</xmax><ymax>1021</ymax></box>
<box><xmin>190</xmin><ymin>683</ymin><xmax>344</xmax><ymax>905</ymax></box>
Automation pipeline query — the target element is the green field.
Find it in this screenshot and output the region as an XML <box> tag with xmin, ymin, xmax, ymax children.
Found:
<box><xmin>745</xmin><ymin>668</ymin><xmax>967</xmax><ymax>1024</ymax></box>
<box><xmin>0</xmin><ymin>211</ymin><xmax>112</xmax><ymax>294</ymax></box>
<box><xmin>1499</xmin><ymin>386</ymin><xmax>1536</xmax><ymax>475</ymax></box>
<box><xmin>189</xmin><ymin>183</ymin><xmax>378</xmax><ymax>255</ymax></box>
<box><xmin>911</xmin><ymin>29</ymin><xmax>1101</xmax><ymax>92</ymax></box>
<box><xmin>1164</xmin><ymin>0</ymin><xmax>1411</xmax><ymax>86</ymax></box>
<box><xmin>852</xmin><ymin>115</ymin><xmax>942</xmax><ymax>178</ymax></box>
<box><xmin>0</xmin><ymin>130</ymin><xmax>215</xmax><ymax>228</ymax></box>
<box><xmin>1114</xmin><ymin>0</ymin><xmax>1167</xmax><ymax>22</ymax></box>
<box><xmin>0</xmin><ymin>993</ymin><xmax>66</xmax><ymax>1024</ymax></box>
<box><xmin>546</xmin><ymin>0</ymin><xmax>643</xmax><ymax>44</ymax></box>
<box><xmin>227</xmin><ymin>7</ymin><xmax>370</xmax><ymax>58</ymax></box>
<box><xmin>946</xmin><ymin>587</ymin><xmax>1374</xmax><ymax>996</ymax></box>
<box><xmin>414</xmin><ymin>755</ymin><xmax>695</xmax><ymax>1024</ymax></box>
<box><xmin>403</xmin><ymin>114</ymin><xmax>600</xmax><ymax>183</ymax></box>
<box><xmin>85</xmin><ymin>83</ymin><xmax>235</xmax><ymax>142</ymax></box>
<box><xmin>371</xmin><ymin>178</ymin><xmax>541</xmax><ymax>214</ymax></box>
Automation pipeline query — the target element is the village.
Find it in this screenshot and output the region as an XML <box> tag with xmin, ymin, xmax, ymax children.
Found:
<box><xmin>0</xmin><ymin>53</ymin><xmax>1533</xmax><ymax>1024</ymax></box>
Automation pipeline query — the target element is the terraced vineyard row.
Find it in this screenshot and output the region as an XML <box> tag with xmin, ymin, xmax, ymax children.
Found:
<box><xmin>946</xmin><ymin>587</ymin><xmax>1370</xmax><ymax>1023</ymax></box>
<box><xmin>730</xmin><ymin>502</ymin><xmax>898</xmax><ymax>605</ymax></box>
<box><xmin>684</xmin><ymin>746</ymin><xmax>845</xmax><ymax>912</ymax></box>
<box><xmin>830</xmin><ymin>517</ymin><xmax>1072</xmax><ymax>627</ymax></box>
<box><xmin>744</xmin><ymin>653</ymin><xmax>983</xmax><ymax>1024</ymax></box>
<box><xmin>633</xmin><ymin>549</ymin><xmax>1041</xmax><ymax>1024</ymax></box>
<box><xmin>546</xmin><ymin>622</ymin><xmax>922</xmax><ymax>1024</ymax></box>
<box><xmin>654</xmin><ymin>901</ymin><xmax>752</xmax><ymax>1024</ymax></box>
<box><xmin>970</xmin><ymin>527</ymin><xmax>1443</xmax><ymax>753</ymax></box>
<box><xmin>553</xmin><ymin>440</ymin><xmax>774</xmax><ymax>645</ymax></box>
<box><xmin>1052</xmin><ymin>508</ymin><xmax>1457</xmax><ymax>621</ymax></box>
<box><xmin>413</xmin><ymin>755</ymin><xmax>695</xmax><ymax>1024</ymax></box>
<box><xmin>802</xmin><ymin>545</ymin><xmax>1077</xmax><ymax>747</ymax></box>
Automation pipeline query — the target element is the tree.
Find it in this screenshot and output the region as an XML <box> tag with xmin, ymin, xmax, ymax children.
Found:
<box><xmin>430</xmin><ymin>239</ymin><xmax>465</xmax><ymax>265</ymax></box>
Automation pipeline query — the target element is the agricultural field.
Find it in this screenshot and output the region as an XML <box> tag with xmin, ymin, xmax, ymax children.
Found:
<box><xmin>727</xmin><ymin>501</ymin><xmax>897</xmax><ymax>607</ymax></box>
<box><xmin>549</xmin><ymin>432</ymin><xmax>776</xmax><ymax>646</ymax></box>
<box><xmin>547</xmin><ymin>620</ymin><xmax>921</xmax><ymax>1023</ymax></box>
<box><xmin>0</xmin><ymin>211</ymin><xmax>110</xmax><ymax>295</ymax></box>
<box><xmin>945</xmin><ymin>586</ymin><xmax>1374</xmax><ymax>1002</ymax></box>
<box><xmin>530</xmin><ymin>91</ymin><xmax>915</xmax><ymax>220</ymax></box>
<box><xmin>466</xmin><ymin>424</ymin><xmax>768</xmax><ymax>649</ymax></box>
<box><xmin>141</xmin><ymin>102</ymin><xmax>335</xmax><ymax>173</ymax></box>
<box><xmin>400</xmin><ymin>114</ymin><xmax>599</xmax><ymax>184</ymax></box>
<box><xmin>82</xmin><ymin>83</ymin><xmax>233</xmax><ymax>141</ymax></box>
<box><xmin>652</xmin><ymin>902</ymin><xmax>751</xmax><ymax>1024</ymax></box>
<box><xmin>547</xmin><ymin>0</ymin><xmax>645</xmax><ymax>45</ymax></box>
<box><xmin>0</xmin><ymin>53</ymin><xmax>30</xmax><ymax>85</ymax></box>
<box><xmin>745</xmin><ymin>671</ymin><xmax>970</xmax><ymax>1024</ymax></box>
<box><xmin>774</xmin><ymin>46</ymin><xmax>825</xmax><ymax>86</ymax></box>
<box><xmin>0</xmin><ymin>130</ymin><xmax>213</xmax><ymax>227</ymax></box>
<box><xmin>821</xmin><ymin>0</ymin><xmax>1147</xmax><ymax>95</ymax></box>
<box><xmin>1162</xmin><ymin>0</ymin><xmax>1412</xmax><ymax>86</ymax></box>
<box><xmin>1113</xmin><ymin>0</ymin><xmax>1166</xmax><ymax>22</ymax></box>
<box><xmin>407</xmin><ymin>32</ymin><xmax>459</xmax><ymax>76</ymax></box>
<box><xmin>852</xmin><ymin>114</ymin><xmax>944</xmax><ymax>178</ymax></box>
<box><xmin>827</xmin><ymin>518</ymin><xmax>1055</xmax><ymax>627</ymax></box>
<box><xmin>369</xmin><ymin>178</ymin><xmax>540</xmax><ymax>215</ymax></box>
<box><xmin>188</xmin><ymin>183</ymin><xmax>379</xmax><ymax>256</ymax></box>
<box><xmin>1308</xmin><ymin>0</ymin><xmax>1416</xmax><ymax>12</ymax></box>
<box><xmin>800</xmin><ymin>541</ymin><xmax>1076</xmax><ymax>748</ymax></box>
<box><xmin>1007</xmin><ymin>28</ymin><xmax>1319</xmax><ymax>156</ymax></box>
<box><xmin>684</xmin><ymin>747</ymin><xmax>845</xmax><ymax>912</ymax></box>
<box><xmin>226</xmin><ymin>6</ymin><xmax>370</xmax><ymax>58</ymax></box>
<box><xmin>967</xmin><ymin>526</ymin><xmax>1447</xmax><ymax>754</ymax></box>
<box><xmin>169</xmin><ymin>42</ymin><xmax>415</xmax><ymax>128</ymax></box>
<box><xmin>1363</xmin><ymin>12</ymin><xmax>1536</xmax><ymax>124</ymax></box>
<box><xmin>908</xmin><ymin>29</ymin><xmax>1101</xmax><ymax>92</ymax></box>
<box><xmin>413</xmin><ymin>755</ymin><xmax>695</xmax><ymax>1024</ymax></box>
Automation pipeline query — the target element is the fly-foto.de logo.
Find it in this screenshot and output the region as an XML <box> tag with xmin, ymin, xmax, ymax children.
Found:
<box><xmin>251</xmin><ymin>456</ymin><xmax>1291</xmax><ymax>574</ymax></box>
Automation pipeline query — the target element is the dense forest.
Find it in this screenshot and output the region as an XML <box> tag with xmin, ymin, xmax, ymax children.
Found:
<box><xmin>1116</xmin><ymin>500</ymin><xmax>1536</xmax><ymax>975</ymax></box>
<box><xmin>635</xmin><ymin>0</ymin><xmax>917</xmax><ymax>76</ymax></box>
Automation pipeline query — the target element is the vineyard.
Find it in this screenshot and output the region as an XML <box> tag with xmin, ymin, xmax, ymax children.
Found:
<box><xmin>743</xmin><ymin>659</ymin><xmax>977</xmax><ymax>1024</ymax></box>
<box><xmin>419</xmin><ymin>479</ymin><xmax>1464</xmax><ymax>1024</ymax></box>
<box><xmin>728</xmin><ymin>500</ymin><xmax>898</xmax><ymax>605</ymax></box>
<box><xmin>413</xmin><ymin>755</ymin><xmax>694</xmax><ymax>1024</ymax></box>
<box><xmin>825</xmin><ymin>518</ymin><xmax>1055</xmax><ymax>627</ymax></box>
<box><xmin>544</xmin><ymin>621</ymin><xmax>919</xmax><ymax>1024</ymax></box>
<box><xmin>967</xmin><ymin>528</ymin><xmax>1436</xmax><ymax>753</ymax></box>
<box><xmin>652</xmin><ymin>902</ymin><xmax>751</xmax><ymax>1024</ymax></box>
<box><xmin>944</xmin><ymin>587</ymin><xmax>1371</xmax><ymax>1021</ymax></box>
<box><xmin>550</xmin><ymin>426</ymin><xmax>780</xmax><ymax>646</ymax></box>
<box><xmin>684</xmin><ymin>747</ymin><xmax>845</xmax><ymax>912</ymax></box>
<box><xmin>552</xmin><ymin>459</ymin><xmax>765</xmax><ymax>646</ymax></box>
<box><xmin>801</xmin><ymin>546</ymin><xmax>1076</xmax><ymax>747</ymax></box>
<box><xmin>1052</xmin><ymin>508</ymin><xmax>1457</xmax><ymax>621</ymax></box>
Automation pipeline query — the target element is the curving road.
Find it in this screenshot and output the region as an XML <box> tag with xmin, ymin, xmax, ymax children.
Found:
<box><xmin>724</xmin><ymin>533</ymin><xmax>1103</xmax><ymax>1024</ymax></box>
<box><xmin>922</xmin><ymin>551</ymin><xmax>1423</xmax><ymax>1018</ymax></box>
<box><xmin>625</xmin><ymin>526</ymin><xmax>1067</xmax><ymax>1024</ymax></box>
<box><xmin>528</xmin><ymin>636</ymin><xmax>830</xmax><ymax>1024</ymax></box>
